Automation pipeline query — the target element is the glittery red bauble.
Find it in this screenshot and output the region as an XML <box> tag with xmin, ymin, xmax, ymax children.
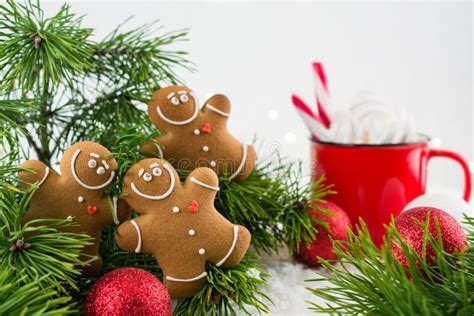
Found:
<box><xmin>84</xmin><ymin>268</ymin><xmax>172</xmax><ymax>316</ymax></box>
<box><xmin>295</xmin><ymin>201</ymin><xmax>352</xmax><ymax>267</ymax></box>
<box><xmin>392</xmin><ymin>207</ymin><xmax>467</xmax><ymax>267</ymax></box>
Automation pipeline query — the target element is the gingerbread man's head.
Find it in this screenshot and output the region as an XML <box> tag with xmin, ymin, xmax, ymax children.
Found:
<box><xmin>60</xmin><ymin>141</ymin><xmax>117</xmax><ymax>191</ymax></box>
<box><xmin>122</xmin><ymin>158</ymin><xmax>180</xmax><ymax>212</ymax></box>
<box><xmin>148</xmin><ymin>85</ymin><xmax>199</xmax><ymax>128</ymax></box>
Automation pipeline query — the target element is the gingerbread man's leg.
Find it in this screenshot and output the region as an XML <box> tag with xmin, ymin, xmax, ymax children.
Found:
<box><xmin>214</xmin><ymin>224</ymin><xmax>251</xmax><ymax>269</ymax></box>
<box><xmin>160</xmin><ymin>254</ymin><xmax>207</xmax><ymax>299</ymax></box>
<box><xmin>80</xmin><ymin>251</ymin><xmax>103</xmax><ymax>277</ymax></box>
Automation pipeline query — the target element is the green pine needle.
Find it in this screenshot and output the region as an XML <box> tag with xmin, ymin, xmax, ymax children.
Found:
<box><xmin>174</xmin><ymin>252</ymin><xmax>272</xmax><ymax>316</ymax></box>
<box><xmin>306</xmin><ymin>216</ymin><xmax>474</xmax><ymax>315</ymax></box>
<box><xmin>91</xmin><ymin>18</ymin><xmax>191</xmax><ymax>90</ymax></box>
<box><xmin>0</xmin><ymin>0</ymin><xmax>93</xmax><ymax>92</ymax></box>
<box><xmin>0</xmin><ymin>99</ymin><xmax>36</xmax><ymax>154</ymax></box>
<box><xmin>0</xmin><ymin>187</ymin><xmax>93</xmax><ymax>293</ymax></box>
<box><xmin>217</xmin><ymin>153</ymin><xmax>330</xmax><ymax>255</ymax></box>
<box><xmin>0</xmin><ymin>0</ymin><xmax>189</xmax><ymax>164</ymax></box>
<box><xmin>0</xmin><ymin>270</ymin><xmax>76</xmax><ymax>315</ymax></box>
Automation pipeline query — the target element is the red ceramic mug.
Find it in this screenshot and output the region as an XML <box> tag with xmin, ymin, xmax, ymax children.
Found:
<box><xmin>311</xmin><ymin>135</ymin><xmax>472</xmax><ymax>246</ymax></box>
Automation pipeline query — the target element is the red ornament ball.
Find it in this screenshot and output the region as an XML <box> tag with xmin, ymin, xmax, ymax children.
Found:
<box><xmin>295</xmin><ymin>201</ymin><xmax>352</xmax><ymax>267</ymax></box>
<box><xmin>84</xmin><ymin>268</ymin><xmax>172</xmax><ymax>316</ymax></box>
<box><xmin>392</xmin><ymin>206</ymin><xmax>467</xmax><ymax>267</ymax></box>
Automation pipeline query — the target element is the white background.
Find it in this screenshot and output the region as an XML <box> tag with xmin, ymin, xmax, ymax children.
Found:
<box><xmin>41</xmin><ymin>1</ymin><xmax>473</xmax><ymax>200</ymax></box>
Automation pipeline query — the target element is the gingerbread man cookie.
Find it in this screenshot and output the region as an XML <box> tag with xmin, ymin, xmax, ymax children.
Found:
<box><xmin>141</xmin><ymin>85</ymin><xmax>257</xmax><ymax>182</ymax></box>
<box><xmin>115</xmin><ymin>158</ymin><xmax>251</xmax><ymax>298</ymax></box>
<box><xmin>19</xmin><ymin>141</ymin><xmax>131</xmax><ymax>276</ymax></box>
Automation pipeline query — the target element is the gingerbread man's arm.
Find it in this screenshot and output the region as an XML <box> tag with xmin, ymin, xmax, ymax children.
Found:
<box><xmin>116</xmin><ymin>216</ymin><xmax>155</xmax><ymax>255</ymax></box>
<box><xmin>183</xmin><ymin>167</ymin><xmax>220</xmax><ymax>206</ymax></box>
<box><xmin>201</xmin><ymin>94</ymin><xmax>231</xmax><ymax>128</ymax></box>
<box><xmin>114</xmin><ymin>197</ymin><xmax>133</xmax><ymax>224</ymax></box>
<box><xmin>140</xmin><ymin>134</ymin><xmax>172</xmax><ymax>159</ymax></box>
<box><xmin>18</xmin><ymin>160</ymin><xmax>54</xmax><ymax>189</ymax></box>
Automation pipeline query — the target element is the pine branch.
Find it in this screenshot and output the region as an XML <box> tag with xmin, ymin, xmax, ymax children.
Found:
<box><xmin>306</xmin><ymin>217</ymin><xmax>474</xmax><ymax>315</ymax></box>
<box><xmin>0</xmin><ymin>270</ymin><xmax>76</xmax><ymax>315</ymax></box>
<box><xmin>0</xmin><ymin>0</ymin><xmax>189</xmax><ymax>164</ymax></box>
<box><xmin>0</xmin><ymin>187</ymin><xmax>93</xmax><ymax>293</ymax></box>
<box><xmin>0</xmin><ymin>99</ymin><xmax>36</xmax><ymax>154</ymax></box>
<box><xmin>90</xmin><ymin>18</ymin><xmax>191</xmax><ymax>90</ymax></box>
<box><xmin>216</xmin><ymin>152</ymin><xmax>326</xmax><ymax>255</ymax></box>
<box><xmin>174</xmin><ymin>252</ymin><xmax>272</xmax><ymax>316</ymax></box>
<box><xmin>279</xmin><ymin>166</ymin><xmax>334</xmax><ymax>254</ymax></box>
<box><xmin>0</xmin><ymin>0</ymin><xmax>93</xmax><ymax>92</ymax></box>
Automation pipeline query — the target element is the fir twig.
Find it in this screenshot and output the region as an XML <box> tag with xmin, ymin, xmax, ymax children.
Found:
<box><xmin>306</xmin><ymin>217</ymin><xmax>474</xmax><ymax>315</ymax></box>
<box><xmin>174</xmin><ymin>252</ymin><xmax>271</xmax><ymax>316</ymax></box>
<box><xmin>217</xmin><ymin>152</ymin><xmax>329</xmax><ymax>255</ymax></box>
<box><xmin>0</xmin><ymin>0</ymin><xmax>189</xmax><ymax>164</ymax></box>
<box><xmin>0</xmin><ymin>187</ymin><xmax>93</xmax><ymax>293</ymax></box>
<box><xmin>0</xmin><ymin>0</ymin><xmax>93</xmax><ymax>92</ymax></box>
<box><xmin>0</xmin><ymin>270</ymin><xmax>75</xmax><ymax>315</ymax></box>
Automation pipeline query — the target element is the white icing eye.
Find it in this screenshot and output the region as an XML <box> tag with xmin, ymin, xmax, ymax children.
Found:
<box><xmin>88</xmin><ymin>159</ymin><xmax>97</xmax><ymax>168</ymax></box>
<box><xmin>96</xmin><ymin>166</ymin><xmax>106</xmax><ymax>175</ymax></box>
<box><xmin>142</xmin><ymin>172</ymin><xmax>152</xmax><ymax>182</ymax></box>
<box><xmin>171</xmin><ymin>96</ymin><xmax>180</xmax><ymax>106</ymax></box>
<box><xmin>152</xmin><ymin>167</ymin><xmax>162</xmax><ymax>177</ymax></box>
<box><xmin>180</xmin><ymin>94</ymin><xmax>189</xmax><ymax>103</ymax></box>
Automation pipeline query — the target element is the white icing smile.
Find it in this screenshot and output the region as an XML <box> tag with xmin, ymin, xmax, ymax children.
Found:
<box><xmin>156</xmin><ymin>92</ymin><xmax>199</xmax><ymax>125</ymax></box>
<box><xmin>131</xmin><ymin>164</ymin><xmax>175</xmax><ymax>200</ymax></box>
<box><xmin>71</xmin><ymin>149</ymin><xmax>115</xmax><ymax>190</ymax></box>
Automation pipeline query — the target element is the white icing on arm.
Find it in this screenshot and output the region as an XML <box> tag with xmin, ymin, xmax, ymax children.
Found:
<box><xmin>190</xmin><ymin>177</ymin><xmax>220</xmax><ymax>191</ymax></box>
<box><xmin>228</xmin><ymin>144</ymin><xmax>248</xmax><ymax>181</ymax></box>
<box><xmin>111</xmin><ymin>196</ymin><xmax>120</xmax><ymax>225</ymax></box>
<box><xmin>205</xmin><ymin>104</ymin><xmax>230</xmax><ymax>117</ymax></box>
<box><xmin>38</xmin><ymin>167</ymin><xmax>50</xmax><ymax>187</ymax></box>
<box><xmin>130</xmin><ymin>219</ymin><xmax>142</xmax><ymax>253</ymax></box>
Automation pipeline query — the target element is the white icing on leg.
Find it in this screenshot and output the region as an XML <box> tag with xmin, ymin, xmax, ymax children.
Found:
<box><xmin>130</xmin><ymin>219</ymin><xmax>142</xmax><ymax>253</ymax></box>
<box><xmin>131</xmin><ymin>164</ymin><xmax>175</xmax><ymax>200</ymax></box>
<box><xmin>205</xmin><ymin>104</ymin><xmax>230</xmax><ymax>117</ymax></box>
<box><xmin>85</xmin><ymin>256</ymin><xmax>99</xmax><ymax>264</ymax></box>
<box><xmin>156</xmin><ymin>94</ymin><xmax>199</xmax><ymax>125</ymax></box>
<box><xmin>71</xmin><ymin>149</ymin><xmax>115</xmax><ymax>190</ymax></box>
<box><xmin>166</xmin><ymin>271</ymin><xmax>208</xmax><ymax>283</ymax></box>
<box><xmin>216</xmin><ymin>225</ymin><xmax>239</xmax><ymax>267</ymax></box>
<box><xmin>190</xmin><ymin>177</ymin><xmax>220</xmax><ymax>191</ymax></box>
<box><xmin>228</xmin><ymin>144</ymin><xmax>248</xmax><ymax>181</ymax></box>
<box><xmin>38</xmin><ymin>167</ymin><xmax>50</xmax><ymax>187</ymax></box>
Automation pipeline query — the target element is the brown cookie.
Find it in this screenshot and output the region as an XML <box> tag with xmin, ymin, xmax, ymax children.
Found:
<box><xmin>19</xmin><ymin>141</ymin><xmax>131</xmax><ymax>276</ymax></box>
<box><xmin>115</xmin><ymin>158</ymin><xmax>251</xmax><ymax>298</ymax></box>
<box><xmin>141</xmin><ymin>85</ymin><xmax>256</xmax><ymax>182</ymax></box>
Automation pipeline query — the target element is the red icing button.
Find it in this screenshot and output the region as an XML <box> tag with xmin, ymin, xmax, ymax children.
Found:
<box><xmin>188</xmin><ymin>200</ymin><xmax>199</xmax><ymax>213</ymax></box>
<box><xmin>202</xmin><ymin>123</ymin><xmax>212</xmax><ymax>134</ymax></box>
<box><xmin>87</xmin><ymin>205</ymin><xmax>98</xmax><ymax>215</ymax></box>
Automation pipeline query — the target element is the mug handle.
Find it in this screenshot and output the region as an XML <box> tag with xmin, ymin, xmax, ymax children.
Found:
<box><xmin>428</xmin><ymin>148</ymin><xmax>472</xmax><ymax>202</ymax></box>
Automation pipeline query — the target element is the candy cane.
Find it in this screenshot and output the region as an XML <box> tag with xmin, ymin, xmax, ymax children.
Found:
<box><xmin>312</xmin><ymin>62</ymin><xmax>332</xmax><ymax>128</ymax></box>
<box><xmin>291</xmin><ymin>94</ymin><xmax>331</xmax><ymax>141</ymax></box>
